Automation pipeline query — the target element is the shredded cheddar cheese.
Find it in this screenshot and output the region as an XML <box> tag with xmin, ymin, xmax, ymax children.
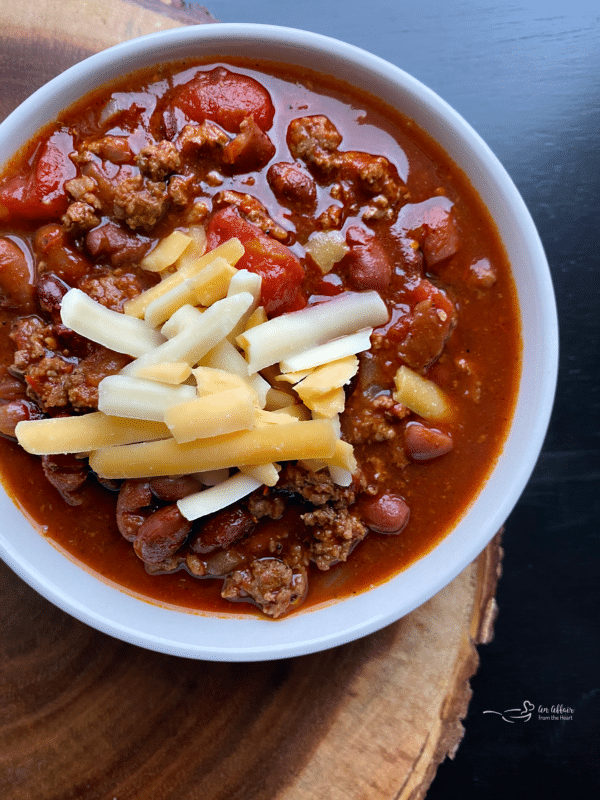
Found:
<box><xmin>15</xmin><ymin>231</ymin><xmax>401</xmax><ymax>522</ymax></box>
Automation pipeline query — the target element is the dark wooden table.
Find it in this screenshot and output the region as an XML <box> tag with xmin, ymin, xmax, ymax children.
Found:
<box><xmin>199</xmin><ymin>0</ymin><xmax>600</xmax><ymax>795</ymax></box>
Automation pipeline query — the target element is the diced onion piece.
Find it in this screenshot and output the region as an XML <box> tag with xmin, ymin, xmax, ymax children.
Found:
<box><xmin>123</xmin><ymin>294</ymin><xmax>254</xmax><ymax>377</ymax></box>
<box><xmin>293</xmin><ymin>356</ymin><xmax>358</xmax><ymax>401</ymax></box>
<box><xmin>177</xmin><ymin>472</ymin><xmax>262</xmax><ymax>522</ymax></box>
<box><xmin>141</xmin><ymin>231</ymin><xmax>192</xmax><ymax>272</ymax></box>
<box><xmin>144</xmin><ymin>257</ymin><xmax>237</xmax><ymax>327</ymax></box>
<box><xmin>60</xmin><ymin>288</ymin><xmax>165</xmax><ymax>358</ymax></box>
<box><xmin>305</xmin><ymin>230</ymin><xmax>349</xmax><ymax>273</ymax></box>
<box><xmin>240</xmin><ymin>463</ymin><xmax>281</xmax><ymax>487</ymax></box>
<box><xmin>15</xmin><ymin>413</ymin><xmax>170</xmax><ymax>456</ymax></box>
<box><xmin>164</xmin><ymin>387</ymin><xmax>256</xmax><ymax>442</ymax></box>
<box><xmin>237</xmin><ymin>291</ymin><xmax>388</xmax><ymax>373</ymax></box>
<box><xmin>89</xmin><ymin>419</ymin><xmax>338</xmax><ymax>479</ymax></box>
<box><xmin>393</xmin><ymin>365</ymin><xmax>453</xmax><ymax>421</ymax></box>
<box><xmin>280</xmin><ymin>329</ymin><xmax>373</xmax><ymax>373</ymax></box>
<box><xmin>134</xmin><ymin>362</ymin><xmax>192</xmax><ymax>385</ymax></box>
<box><xmin>202</xmin><ymin>339</ymin><xmax>269</xmax><ymax>409</ymax></box>
<box><xmin>124</xmin><ymin>238</ymin><xmax>244</xmax><ymax>318</ymax></box>
<box><xmin>98</xmin><ymin>375</ymin><xmax>196</xmax><ymax>421</ymax></box>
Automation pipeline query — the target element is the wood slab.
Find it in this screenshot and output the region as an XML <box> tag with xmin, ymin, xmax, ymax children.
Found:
<box><xmin>0</xmin><ymin>3</ymin><xmax>503</xmax><ymax>798</ymax></box>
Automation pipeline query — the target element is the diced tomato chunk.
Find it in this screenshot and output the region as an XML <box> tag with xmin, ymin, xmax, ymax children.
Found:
<box><xmin>169</xmin><ymin>67</ymin><xmax>275</xmax><ymax>132</ymax></box>
<box><xmin>206</xmin><ymin>206</ymin><xmax>306</xmax><ymax>316</ymax></box>
<box><xmin>412</xmin><ymin>279</ymin><xmax>455</xmax><ymax>322</ymax></box>
<box><xmin>0</xmin><ymin>129</ymin><xmax>76</xmax><ymax>221</ymax></box>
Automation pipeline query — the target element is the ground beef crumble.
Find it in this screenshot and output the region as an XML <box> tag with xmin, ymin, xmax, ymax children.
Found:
<box><xmin>302</xmin><ymin>505</ymin><xmax>368</xmax><ymax>570</ymax></box>
<box><xmin>221</xmin><ymin>558</ymin><xmax>308</xmax><ymax>618</ymax></box>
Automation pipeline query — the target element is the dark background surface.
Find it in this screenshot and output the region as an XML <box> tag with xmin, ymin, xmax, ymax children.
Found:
<box><xmin>196</xmin><ymin>0</ymin><xmax>600</xmax><ymax>795</ymax></box>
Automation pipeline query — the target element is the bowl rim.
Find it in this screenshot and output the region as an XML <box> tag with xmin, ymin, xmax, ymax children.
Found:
<box><xmin>0</xmin><ymin>23</ymin><xmax>559</xmax><ymax>661</ymax></box>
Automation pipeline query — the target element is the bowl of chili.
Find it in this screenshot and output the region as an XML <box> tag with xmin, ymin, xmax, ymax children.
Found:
<box><xmin>0</xmin><ymin>24</ymin><xmax>557</xmax><ymax>660</ymax></box>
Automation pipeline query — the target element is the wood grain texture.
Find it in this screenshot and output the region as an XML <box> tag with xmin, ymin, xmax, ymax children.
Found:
<box><xmin>0</xmin><ymin>0</ymin><xmax>215</xmax><ymax>120</ymax></box>
<box><xmin>0</xmin><ymin>535</ymin><xmax>502</xmax><ymax>800</ymax></box>
<box><xmin>0</xmin><ymin>2</ymin><xmax>503</xmax><ymax>798</ymax></box>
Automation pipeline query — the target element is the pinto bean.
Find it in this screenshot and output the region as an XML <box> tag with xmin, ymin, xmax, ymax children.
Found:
<box><xmin>33</xmin><ymin>224</ymin><xmax>92</xmax><ymax>284</ymax></box>
<box><xmin>0</xmin><ymin>237</ymin><xmax>36</xmax><ymax>313</ymax></box>
<box><xmin>191</xmin><ymin>505</ymin><xmax>256</xmax><ymax>555</ymax></box>
<box><xmin>405</xmin><ymin>422</ymin><xmax>453</xmax><ymax>461</ymax></box>
<box><xmin>359</xmin><ymin>493</ymin><xmax>410</xmax><ymax>534</ymax></box>
<box><xmin>116</xmin><ymin>478</ymin><xmax>152</xmax><ymax>541</ymax></box>
<box><xmin>149</xmin><ymin>475</ymin><xmax>202</xmax><ymax>502</ymax></box>
<box><xmin>267</xmin><ymin>162</ymin><xmax>317</xmax><ymax>210</ymax></box>
<box><xmin>0</xmin><ymin>399</ymin><xmax>43</xmax><ymax>437</ymax></box>
<box><xmin>133</xmin><ymin>504</ymin><xmax>192</xmax><ymax>564</ymax></box>
<box><xmin>344</xmin><ymin>226</ymin><xmax>392</xmax><ymax>291</ymax></box>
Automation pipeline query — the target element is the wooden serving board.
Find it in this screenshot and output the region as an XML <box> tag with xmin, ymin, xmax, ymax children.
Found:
<box><xmin>0</xmin><ymin>3</ymin><xmax>503</xmax><ymax>798</ymax></box>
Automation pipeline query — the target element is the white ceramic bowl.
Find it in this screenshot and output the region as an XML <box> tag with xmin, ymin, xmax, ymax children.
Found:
<box><xmin>0</xmin><ymin>24</ymin><xmax>558</xmax><ymax>661</ymax></box>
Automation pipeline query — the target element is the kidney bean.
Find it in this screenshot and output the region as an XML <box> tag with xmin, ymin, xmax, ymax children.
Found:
<box><xmin>191</xmin><ymin>505</ymin><xmax>256</xmax><ymax>555</ymax></box>
<box><xmin>85</xmin><ymin>222</ymin><xmax>151</xmax><ymax>267</ymax></box>
<box><xmin>0</xmin><ymin>237</ymin><xmax>36</xmax><ymax>313</ymax></box>
<box><xmin>33</xmin><ymin>224</ymin><xmax>92</xmax><ymax>284</ymax></box>
<box><xmin>0</xmin><ymin>372</ymin><xmax>27</xmax><ymax>402</ymax></box>
<box><xmin>405</xmin><ymin>422</ymin><xmax>453</xmax><ymax>461</ymax></box>
<box><xmin>267</xmin><ymin>162</ymin><xmax>317</xmax><ymax>210</ymax></box>
<box><xmin>41</xmin><ymin>453</ymin><xmax>88</xmax><ymax>506</ymax></box>
<box><xmin>116</xmin><ymin>478</ymin><xmax>152</xmax><ymax>541</ymax></box>
<box><xmin>344</xmin><ymin>226</ymin><xmax>392</xmax><ymax>291</ymax></box>
<box><xmin>202</xmin><ymin>524</ymin><xmax>277</xmax><ymax>576</ymax></box>
<box><xmin>35</xmin><ymin>273</ymin><xmax>70</xmax><ymax>321</ymax></box>
<box><xmin>359</xmin><ymin>493</ymin><xmax>410</xmax><ymax>534</ymax></box>
<box><xmin>134</xmin><ymin>504</ymin><xmax>192</xmax><ymax>565</ymax></box>
<box><xmin>0</xmin><ymin>399</ymin><xmax>43</xmax><ymax>437</ymax></box>
<box><xmin>149</xmin><ymin>475</ymin><xmax>202</xmax><ymax>502</ymax></box>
